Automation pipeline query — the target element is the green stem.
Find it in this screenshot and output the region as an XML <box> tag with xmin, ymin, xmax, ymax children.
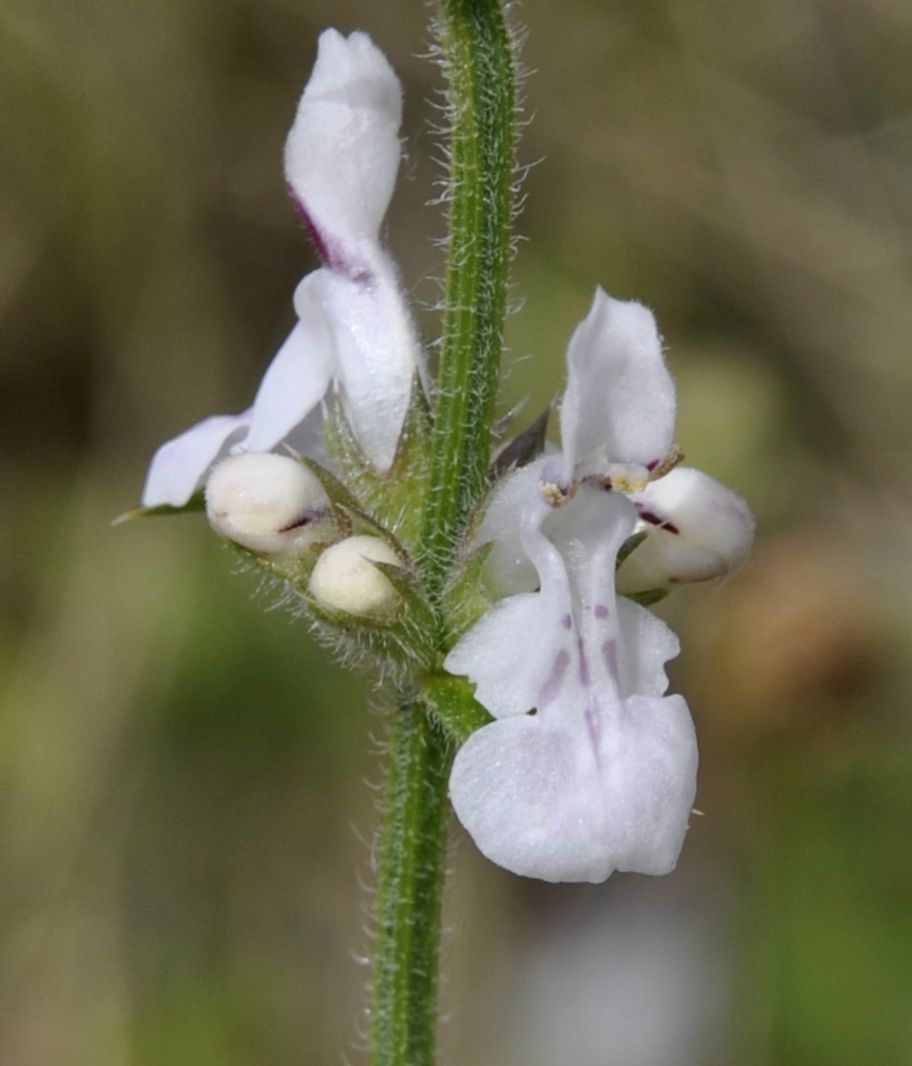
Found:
<box><xmin>370</xmin><ymin>696</ymin><xmax>451</xmax><ymax>1066</ymax></box>
<box><xmin>369</xmin><ymin>5</ymin><xmax>515</xmax><ymax>1062</ymax></box>
<box><xmin>421</xmin><ymin>0</ymin><xmax>516</xmax><ymax>584</ymax></box>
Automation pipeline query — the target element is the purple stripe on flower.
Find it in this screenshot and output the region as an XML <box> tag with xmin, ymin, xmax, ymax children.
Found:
<box><xmin>286</xmin><ymin>183</ymin><xmax>375</xmax><ymax>285</ymax></box>
<box><xmin>539</xmin><ymin>649</ymin><xmax>570</xmax><ymax>709</ymax></box>
<box><xmin>636</xmin><ymin>505</ymin><xmax>680</xmax><ymax>535</ymax></box>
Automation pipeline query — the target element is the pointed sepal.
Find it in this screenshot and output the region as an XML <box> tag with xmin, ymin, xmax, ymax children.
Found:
<box><xmin>322</xmin><ymin>378</ymin><xmax>432</xmax><ymax>551</ymax></box>
<box><xmin>419</xmin><ymin>673</ymin><xmax>493</xmax><ymax>744</ymax></box>
<box><xmin>112</xmin><ymin>492</ymin><xmax>206</xmax><ymax>525</ymax></box>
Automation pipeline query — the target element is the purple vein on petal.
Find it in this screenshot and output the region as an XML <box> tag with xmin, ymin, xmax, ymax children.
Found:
<box><xmin>286</xmin><ymin>183</ymin><xmax>375</xmax><ymax>285</ymax></box>
<box><xmin>636</xmin><ymin>504</ymin><xmax>680</xmax><ymax>535</ymax></box>
<box><xmin>584</xmin><ymin>696</ymin><xmax>603</xmax><ymax>767</ymax></box>
<box><xmin>601</xmin><ymin>639</ymin><xmax>620</xmax><ymax>682</ymax></box>
<box><xmin>578</xmin><ymin>638</ymin><xmax>592</xmax><ymax>687</ymax></box>
<box><xmin>539</xmin><ymin>649</ymin><xmax>570</xmax><ymax>710</ymax></box>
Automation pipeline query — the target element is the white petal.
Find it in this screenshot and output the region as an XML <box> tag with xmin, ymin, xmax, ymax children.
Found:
<box><xmin>205</xmin><ymin>452</ymin><xmax>336</xmax><ymax>558</ymax></box>
<box><xmin>540</xmin><ymin>490</ymin><xmax>637</xmax><ymax>680</ymax></box>
<box><xmin>475</xmin><ymin>461</ymin><xmax>546</xmax><ymax>595</ymax></box>
<box><xmin>616</xmin><ymin>599</ymin><xmax>680</xmax><ymax>698</ymax></box>
<box><xmin>448</xmin><ymin>488</ymin><xmax>642</xmax><ymax>718</ymax></box>
<box><xmin>319</xmin><ymin>258</ymin><xmax>422</xmax><ymax>470</ymax></box>
<box><xmin>309</xmin><ymin>535</ymin><xmax>403</xmax><ymax>618</ymax></box>
<box><xmin>141</xmin><ymin>412</ymin><xmax>250</xmax><ymax>508</ymax></box>
<box><xmin>477</xmin><ymin>460</ymin><xmax>546</xmax><ymax>545</ymax></box>
<box><xmin>284</xmin><ymin>29</ymin><xmax>402</xmax><ymax>271</ymax></box>
<box><xmin>282</xmin><ymin>406</ymin><xmax>329</xmax><ymax>463</ymax></box>
<box><xmin>246</xmin><ymin>274</ymin><xmax>334</xmax><ymax>452</ymax></box>
<box><xmin>443</xmin><ymin>582</ymin><xmax>571</xmax><ymax>720</ymax></box>
<box><xmin>546</xmin><ymin>487</ymin><xmax>637</xmax><ymax>614</ymax></box>
<box><xmin>619</xmin><ymin>467</ymin><xmax>755</xmax><ymax>591</ymax></box>
<box><xmin>445</xmin><ymin>495</ymin><xmax>574</xmax><ymax>718</ymax></box>
<box><xmin>450</xmin><ymin>692</ymin><xmax>698</xmax><ymax>883</ymax></box>
<box><xmin>560</xmin><ymin>288</ymin><xmax>676</xmax><ymax>480</ymax></box>
<box><xmin>545</xmin><ymin>490</ymin><xmax>680</xmax><ymax>702</ymax></box>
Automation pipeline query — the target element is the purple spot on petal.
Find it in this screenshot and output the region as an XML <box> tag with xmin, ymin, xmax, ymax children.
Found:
<box><xmin>538</xmin><ymin>650</ymin><xmax>570</xmax><ymax>709</ymax></box>
<box><xmin>594</xmin><ymin>604</ymin><xmax>608</xmax><ymax>619</ymax></box>
<box><xmin>562</xmin><ymin>614</ymin><xmax>573</xmax><ymax>630</ymax></box>
<box><xmin>646</xmin><ymin>458</ymin><xmax>659</xmax><ymax>472</ymax></box>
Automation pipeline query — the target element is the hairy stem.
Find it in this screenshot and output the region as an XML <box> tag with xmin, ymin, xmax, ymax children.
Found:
<box><xmin>370</xmin><ymin>696</ymin><xmax>451</xmax><ymax>1066</ymax></box>
<box><xmin>421</xmin><ymin>0</ymin><xmax>516</xmax><ymax>584</ymax></box>
<box><xmin>369</xmin><ymin>4</ymin><xmax>515</xmax><ymax>1062</ymax></box>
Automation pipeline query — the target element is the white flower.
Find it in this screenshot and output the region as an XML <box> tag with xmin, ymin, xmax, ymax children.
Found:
<box><xmin>204</xmin><ymin>452</ymin><xmax>336</xmax><ymax>559</ymax></box>
<box><xmin>142</xmin><ymin>29</ymin><xmax>423</xmax><ymax>508</ymax></box>
<box><xmin>445</xmin><ymin>488</ymin><xmax>698</xmax><ymax>883</ymax></box>
<box><xmin>444</xmin><ymin>288</ymin><xmax>751</xmax><ymax>882</ymax></box>
<box><xmin>309</xmin><ymin>535</ymin><xmax>404</xmax><ymax>618</ymax></box>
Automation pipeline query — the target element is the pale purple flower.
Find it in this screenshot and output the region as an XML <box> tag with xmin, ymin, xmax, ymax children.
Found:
<box><xmin>444</xmin><ymin>289</ymin><xmax>752</xmax><ymax>881</ymax></box>
<box><xmin>142</xmin><ymin>30</ymin><xmax>422</xmax><ymax>508</ymax></box>
<box><xmin>445</xmin><ymin>488</ymin><xmax>698</xmax><ymax>883</ymax></box>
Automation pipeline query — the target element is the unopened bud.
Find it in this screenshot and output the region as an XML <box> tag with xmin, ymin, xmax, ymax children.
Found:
<box><xmin>205</xmin><ymin>452</ymin><xmax>336</xmax><ymax>558</ymax></box>
<box><xmin>618</xmin><ymin>467</ymin><xmax>754</xmax><ymax>593</ymax></box>
<box><xmin>309</xmin><ymin>535</ymin><xmax>403</xmax><ymax>618</ymax></box>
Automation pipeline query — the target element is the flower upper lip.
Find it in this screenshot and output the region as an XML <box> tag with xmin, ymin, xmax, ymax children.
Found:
<box><xmin>559</xmin><ymin>287</ymin><xmax>677</xmax><ymax>487</ymax></box>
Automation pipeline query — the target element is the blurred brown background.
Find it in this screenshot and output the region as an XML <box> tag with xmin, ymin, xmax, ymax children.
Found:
<box><xmin>2</xmin><ymin>0</ymin><xmax>911</xmax><ymax>1063</ymax></box>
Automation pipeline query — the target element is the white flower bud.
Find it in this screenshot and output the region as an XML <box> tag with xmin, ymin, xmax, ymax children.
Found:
<box><xmin>205</xmin><ymin>452</ymin><xmax>336</xmax><ymax>558</ymax></box>
<box><xmin>618</xmin><ymin>467</ymin><xmax>754</xmax><ymax>593</ymax></box>
<box><xmin>308</xmin><ymin>535</ymin><xmax>403</xmax><ymax>618</ymax></box>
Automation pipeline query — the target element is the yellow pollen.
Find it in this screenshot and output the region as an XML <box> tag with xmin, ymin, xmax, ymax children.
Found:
<box><xmin>539</xmin><ymin>480</ymin><xmax>576</xmax><ymax>508</ymax></box>
<box><xmin>612</xmin><ymin>475</ymin><xmax>648</xmax><ymax>493</ymax></box>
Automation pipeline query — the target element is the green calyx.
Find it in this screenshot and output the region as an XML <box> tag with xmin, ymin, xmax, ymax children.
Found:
<box><xmin>323</xmin><ymin>381</ymin><xmax>434</xmax><ymax>557</ymax></box>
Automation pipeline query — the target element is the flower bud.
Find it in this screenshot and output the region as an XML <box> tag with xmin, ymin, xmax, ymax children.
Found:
<box><xmin>617</xmin><ymin>467</ymin><xmax>754</xmax><ymax>593</ymax></box>
<box><xmin>308</xmin><ymin>535</ymin><xmax>404</xmax><ymax>618</ymax></box>
<box><xmin>205</xmin><ymin>452</ymin><xmax>336</xmax><ymax>558</ymax></box>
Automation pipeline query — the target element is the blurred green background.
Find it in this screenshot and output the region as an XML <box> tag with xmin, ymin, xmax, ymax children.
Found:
<box><xmin>3</xmin><ymin>0</ymin><xmax>911</xmax><ymax>1063</ymax></box>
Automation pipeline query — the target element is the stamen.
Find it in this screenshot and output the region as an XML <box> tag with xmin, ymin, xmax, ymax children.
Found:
<box><xmin>649</xmin><ymin>444</ymin><xmax>684</xmax><ymax>480</ymax></box>
<box><xmin>539</xmin><ymin>479</ymin><xmax>577</xmax><ymax>508</ymax></box>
